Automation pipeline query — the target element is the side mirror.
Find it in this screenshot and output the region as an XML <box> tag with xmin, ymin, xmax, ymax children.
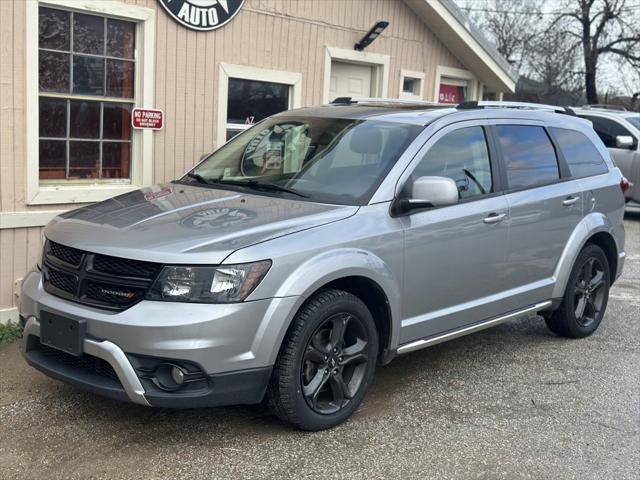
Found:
<box><xmin>397</xmin><ymin>176</ymin><xmax>459</xmax><ymax>213</ymax></box>
<box><xmin>615</xmin><ymin>135</ymin><xmax>634</xmax><ymax>149</ymax></box>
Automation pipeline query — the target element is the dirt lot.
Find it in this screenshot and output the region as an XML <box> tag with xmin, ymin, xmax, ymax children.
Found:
<box><xmin>1</xmin><ymin>210</ymin><xmax>638</xmax><ymax>480</ymax></box>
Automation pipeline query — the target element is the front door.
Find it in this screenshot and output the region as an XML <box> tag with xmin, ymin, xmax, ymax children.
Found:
<box><xmin>329</xmin><ymin>61</ymin><xmax>372</xmax><ymax>100</ymax></box>
<box><xmin>399</xmin><ymin>122</ymin><xmax>511</xmax><ymax>344</ymax></box>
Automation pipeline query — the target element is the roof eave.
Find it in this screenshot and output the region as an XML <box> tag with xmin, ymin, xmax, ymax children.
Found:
<box><xmin>404</xmin><ymin>0</ymin><xmax>518</xmax><ymax>93</ymax></box>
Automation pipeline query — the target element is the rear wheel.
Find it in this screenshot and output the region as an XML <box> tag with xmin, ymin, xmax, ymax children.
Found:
<box><xmin>546</xmin><ymin>244</ymin><xmax>610</xmax><ymax>338</ymax></box>
<box><xmin>266</xmin><ymin>289</ymin><xmax>378</xmax><ymax>431</ymax></box>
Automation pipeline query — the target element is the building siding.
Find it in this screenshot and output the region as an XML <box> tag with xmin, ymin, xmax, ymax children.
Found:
<box><xmin>0</xmin><ymin>0</ymin><xmax>466</xmax><ymax>312</ymax></box>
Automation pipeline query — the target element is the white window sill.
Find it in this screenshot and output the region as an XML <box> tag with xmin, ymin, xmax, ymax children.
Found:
<box><xmin>28</xmin><ymin>184</ymin><xmax>140</xmax><ymax>205</ymax></box>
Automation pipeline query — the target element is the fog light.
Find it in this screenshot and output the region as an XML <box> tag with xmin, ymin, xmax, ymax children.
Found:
<box><xmin>171</xmin><ymin>365</ymin><xmax>185</xmax><ymax>385</ymax></box>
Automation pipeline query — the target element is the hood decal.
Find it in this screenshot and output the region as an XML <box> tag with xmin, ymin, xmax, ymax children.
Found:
<box><xmin>181</xmin><ymin>207</ymin><xmax>257</xmax><ymax>229</ymax></box>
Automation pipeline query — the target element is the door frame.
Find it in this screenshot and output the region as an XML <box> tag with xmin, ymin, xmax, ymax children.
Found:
<box><xmin>322</xmin><ymin>46</ymin><xmax>390</xmax><ymax>104</ymax></box>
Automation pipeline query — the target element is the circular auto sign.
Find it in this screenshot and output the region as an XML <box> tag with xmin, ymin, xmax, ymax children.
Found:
<box><xmin>158</xmin><ymin>0</ymin><xmax>245</xmax><ymax>31</ymax></box>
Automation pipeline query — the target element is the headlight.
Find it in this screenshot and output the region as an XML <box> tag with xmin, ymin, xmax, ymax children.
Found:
<box><xmin>146</xmin><ymin>260</ymin><xmax>271</xmax><ymax>303</ymax></box>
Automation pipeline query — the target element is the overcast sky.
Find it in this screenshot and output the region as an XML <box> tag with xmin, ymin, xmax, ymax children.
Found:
<box><xmin>455</xmin><ymin>0</ymin><xmax>640</xmax><ymax>96</ymax></box>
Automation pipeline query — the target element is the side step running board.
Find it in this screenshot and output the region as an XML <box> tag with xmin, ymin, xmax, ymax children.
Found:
<box><xmin>396</xmin><ymin>301</ymin><xmax>552</xmax><ymax>355</ymax></box>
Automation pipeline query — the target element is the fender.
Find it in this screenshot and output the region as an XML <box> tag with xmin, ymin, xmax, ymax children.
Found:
<box><xmin>551</xmin><ymin>211</ymin><xmax>616</xmax><ymax>299</ymax></box>
<box><xmin>260</xmin><ymin>248</ymin><xmax>403</xmax><ymax>366</ymax></box>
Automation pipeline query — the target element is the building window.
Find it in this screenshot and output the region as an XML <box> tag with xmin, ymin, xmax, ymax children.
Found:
<box><xmin>438</xmin><ymin>78</ymin><xmax>468</xmax><ymax>104</ymax></box>
<box><xmin>434</xmin><ymin>66</ymin><xmax>478</xmax><ymax>104</ymax></box>
<box><xmin>217</xmin><ymin>64</ymin><xmax>302</xmax><ymax>147</ymax></box>
<box><xmin>399</xmin><ymin>69</ymin><xmax>425</xmax><ymax>99</ymax></box>
<box><xmin>402</xmin><ymin>78</ymin><xmax>419</xmax><ymax>96</ymax></box>
<box><xmin>225</xmin><ymin>78</ymin><xmax>291</xmax><ymax>140</ymax></box>
<box><xmin>38</xmin><ymin>7</ymin><xmax>136</xmax><ymax>182</ymax></box>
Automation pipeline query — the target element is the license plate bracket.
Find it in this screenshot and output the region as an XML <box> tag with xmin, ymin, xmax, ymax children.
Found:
<box><xmin>40</xmin><ymin>311</ymin><xmax>86</xmax><ymax>356</ymax></box>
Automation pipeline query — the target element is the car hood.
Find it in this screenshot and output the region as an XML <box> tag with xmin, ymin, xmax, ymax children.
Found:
<box><xmin>45</xmin><ymin>184</ymin><xmax>358</xmax><ymax>264</ymax></box>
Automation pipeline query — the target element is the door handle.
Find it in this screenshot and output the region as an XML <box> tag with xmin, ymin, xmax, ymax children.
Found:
<box><xmin>562</xmin><ymin>196</ymin><xmax>579</xmax><ymax>206</ymax></box>
<box><xmin>483</xmin><ymin>212</ymin><xmax>507</xmax><ymax>224</ymax></box>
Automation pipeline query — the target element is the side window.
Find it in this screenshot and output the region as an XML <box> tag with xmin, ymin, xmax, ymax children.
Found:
<box><xmin>412</xmin><ymin>126</ymin><xmax>492</xmax><ymax>199</ymax></box>
<box><xmin>581</xmin><ymin>115</ymin><xmax>634</xmax><ymax>148</ymax></box>
<box><xmin>550</xmin><ymin>128</ymin><xmax>608</xmax><ymax>178</ymax></box>
<box><xmin>496</xmin><ymin>125</ymin><xmax>559</xmax><ymax>190</ymax></box>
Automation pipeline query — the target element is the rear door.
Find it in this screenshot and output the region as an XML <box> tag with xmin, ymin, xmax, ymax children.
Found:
<box><xmin>491</xmin><ymin>121</ymin><xmax>584</xmax><ymax>308</ymax></box>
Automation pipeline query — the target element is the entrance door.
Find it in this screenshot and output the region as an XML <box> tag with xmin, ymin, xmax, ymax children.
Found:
<box><xmin>329</xmin><ymin>61</ymin><xmax>372</xmax><ymax>100</ymax></box>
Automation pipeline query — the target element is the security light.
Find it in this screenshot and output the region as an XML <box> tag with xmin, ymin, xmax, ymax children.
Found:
<box><xmin>354</xmin><ymin>21</ymin><xmax>389</xmax><ymax>51</ymax></box>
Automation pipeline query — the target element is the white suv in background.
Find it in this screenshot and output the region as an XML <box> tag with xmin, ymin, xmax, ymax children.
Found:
<box><xmin>575</xmin><ymin>107</ymin><xmax>640</xmax><ymax>204</ymax></box>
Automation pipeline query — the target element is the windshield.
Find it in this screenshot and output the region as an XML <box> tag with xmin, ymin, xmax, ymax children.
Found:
<box><xmin>183</xmin><ymin>116</ymin><xmax>423</xmax><ymax>205</ymax></box>
<box><xmin>626</xmin><ymin>116</ymin><xmax>640</xmax><ymax>130</ymax></box>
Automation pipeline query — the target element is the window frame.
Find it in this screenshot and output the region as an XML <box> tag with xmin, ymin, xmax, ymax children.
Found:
<box><xmin>433</xmin><ymin>66</ymin><xmax>479</xmax><ymax>103</ymax></box>
<box><xmin>26</xmin><ymin>0</ymin><xmax>155</xmax><ymax>205</ymax></box>
<box><xmin>486</xmin><ymin>120</ymin><xmax>572</xmax><ymax>194</ymax></box>
<box><xmin>399</xmin><ymin>69</ymin><xmax>425</xmax><ymax>100</ymax></box>
<box><xmin>395</xmin><ymin>120</ymin><xmax>504</xmax><ymax>207</ymax></box>
<box><xmin>217</xmin><ymin>63</ymin><xmax>302</xmax><ymax>148</ymax></box>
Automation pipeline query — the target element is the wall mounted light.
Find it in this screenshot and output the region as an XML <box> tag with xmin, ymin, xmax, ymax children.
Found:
<box><xmin>354</xmin><ymin>21</ymin><xmax>389</xmax><ymax>51</ymax></box>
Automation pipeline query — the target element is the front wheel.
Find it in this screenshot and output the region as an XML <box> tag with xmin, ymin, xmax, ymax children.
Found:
<box><xmin>266</xmin><ymin>289</ymin><xmax>378</xmax><ymax>431</ymax></box>
<box><xmin>546</xmin><ymin>244</ymin><xmax>610</xmax><ymax>338</ymax></box>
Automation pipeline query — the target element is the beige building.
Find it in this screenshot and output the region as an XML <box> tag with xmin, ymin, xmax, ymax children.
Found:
<box><xmin>0</xmin><ymin>0</ymin><xmax>516</xmax><ymax>323</ymax></box>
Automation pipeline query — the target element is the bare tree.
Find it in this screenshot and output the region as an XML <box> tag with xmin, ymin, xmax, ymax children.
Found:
<box><xmin>461</xmin><ymin>0</ymin><xmax>544</xmax><ymax>71</ymax></box>
<box><xmin>527</xmin><ymin>23</ymin><xmax>584</xmax><ymax>100</ymax></box>
<box><xmin>555</xmin><ymin>0</ymin><xmax>640</xmax><ymax>103</ymax></box>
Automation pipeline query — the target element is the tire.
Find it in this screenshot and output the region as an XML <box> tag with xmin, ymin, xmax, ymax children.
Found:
<box><xmin>266</xmin><ymin>288</ymin><xmax>379</xmax><ymax>431</ymax></box>
<box><xmin>546</xmin><ymin>244</ymin><xmax>610</xmax><ymax>338</ymax></box>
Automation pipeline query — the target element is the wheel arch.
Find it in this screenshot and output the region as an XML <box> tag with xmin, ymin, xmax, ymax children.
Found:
<box><xmin>551</xmin><ymin>212</ymin><xmax>619</xmax><ymax>299</ymax></box>
<box><xmin>266</xmin><ymin>249</ymin><xmax>402</xmax><ymax>366</ymax></box>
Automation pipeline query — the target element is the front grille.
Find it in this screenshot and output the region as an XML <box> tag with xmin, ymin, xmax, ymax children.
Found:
<box><xmin>43</xmin><ymin>240</ymin><xmax>161</xmax><ymax>311</ymax></box>
<box><xmin>92</xmin><ymin>254</ymin><xmax>161</xmax><ymax>279</ymax></box>
<box><xmin>36</xmin><ymin>342</ymin><xmax>120</xmax><ymax>384</ymax></box>
<box><xmin>47</xmin><ymin>268</ymin><xmax>76</xmax><ymax>294</ymax></box>
<box><xmin>49</xmin><ymin>241</ymin><xmax>84</xmax><ymax>266</ymax></box>
<box><xmin>84</xmin><ymin>280</ymin><xmax>147</xmax><ymax>308</ymax></box>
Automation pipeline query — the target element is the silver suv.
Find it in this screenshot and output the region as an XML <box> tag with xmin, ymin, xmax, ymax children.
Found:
<box><xmin>20</xmin><ymin>100</ymin><xmax>627</xmax><ymax>431</ymax></box>
<box><xmin>574</xmin><ymin>106</ymin><xmax>640</xmax><ymax>203</ymax></box>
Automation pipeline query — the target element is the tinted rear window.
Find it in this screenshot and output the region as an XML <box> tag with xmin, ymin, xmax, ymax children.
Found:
<box><xmin>550</xmin><ymin>128</ymin><xmax>608</xmax><ymax>178</ymax></box>
<box><xmin>496</xmin><ymin>126</ymin><xmax>560</xmax><ymax>189</ymax></box>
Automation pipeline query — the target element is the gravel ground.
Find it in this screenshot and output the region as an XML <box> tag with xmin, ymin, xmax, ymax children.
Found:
<box><xmin>1</xmin><ymin>211</ymin><xmax>638</xmax><ymax>480</ymax></box>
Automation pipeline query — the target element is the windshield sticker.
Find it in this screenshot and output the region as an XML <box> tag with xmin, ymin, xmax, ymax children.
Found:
<box><xmin>144</xmin><ymin>187</ymin><xmax>173</xmax><ymax>201</ymax></box>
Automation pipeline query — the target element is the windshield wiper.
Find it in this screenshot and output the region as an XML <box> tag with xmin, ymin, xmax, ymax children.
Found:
<box><xmin>212</xmin><ymin>178</ymin><xmax>309</xmax><ymax>198</ymax></box>
<box><xmin>184</xmin><ymin>172</ymin><xmax>214</xmax><ymax>185</ymax></box>
<box><xmin>181</xmin><ymin>173</ymin><xmax>308</xmax><ymax>198</ymax></box>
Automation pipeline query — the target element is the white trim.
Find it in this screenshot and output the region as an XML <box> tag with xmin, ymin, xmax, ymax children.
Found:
<box><xmin>433</xmin><ymin>65</ymin><xmax>478</xmax><ymax>103</ymax></box>
<box><xmin>399</xmin><ymin>69</ymin><xmax>426</xmax><ymax>99</ymax></box>
<box><xmin>0</xmin><ymin>308</ymin><xmax>19</xmax><ymax>326</ymax></box>
<box><xmin>322</xmin><ymin>46</ymin><xmax>390</xmax><ymax>104</ymax></box>
<box><xmin>216</xmin><ymin>64</ymin><xmax>303</xmax><ymax>148</ymax></box>
<box><xmin>0</xmin><ymin>210</ymin><xmax>68</xmax><ymax>229</ymax></box>
<box><xmin>26</xmin><ymin>0</ymin><xmax>155</xmax><ymax>205</ymax></box>
<box><xmin>403</xmin><ymin>0</ymin><xmax>516</xmax><ymax>93</ymax></box>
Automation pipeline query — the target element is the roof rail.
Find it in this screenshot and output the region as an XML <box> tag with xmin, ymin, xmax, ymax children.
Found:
<box><xmin>457</xmin><ymin>100</ymin><xmax>575</xmax><ymax>116</ymax></box>
<box><xmin>581</xmin><ymin>104</ymin><xmax>627</xmax><ymax>111</ymax></box>
<box><xmin>330</xmin><ymin>97</ymin><xmax>448</xmax><ymax>107</ymax></box>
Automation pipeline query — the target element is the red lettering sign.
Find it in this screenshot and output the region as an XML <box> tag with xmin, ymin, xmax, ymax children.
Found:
<box><xmin>132</xmin><ymin>108</ymin><xmax>164</xmax><ymax>130</ymax></box>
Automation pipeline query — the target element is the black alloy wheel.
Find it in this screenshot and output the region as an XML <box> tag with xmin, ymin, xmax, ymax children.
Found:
<box><xmin>301</xmin><ymin>312</ymin><xmax>369</xmax><ymax>414</ymax></box>
<box><xmin>266</xmin><ymin>289</ymin><xmax>378</xmax><ymax>431</ymax></box>
<box><xmin>573</xmin><ymin>257</ymin><xmax>607</xmax><ymax>328</ymax></box>
<box><xmin>545</xmin><ymin>243</ymin><xmax>610</xmax><ymax>338</ymax></box>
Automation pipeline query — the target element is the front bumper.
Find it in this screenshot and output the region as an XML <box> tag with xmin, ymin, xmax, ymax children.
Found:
<box><xmin>19</xmin><ymin>270</ymin><xmax>301</xmax><ymax>407</ymax></box>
